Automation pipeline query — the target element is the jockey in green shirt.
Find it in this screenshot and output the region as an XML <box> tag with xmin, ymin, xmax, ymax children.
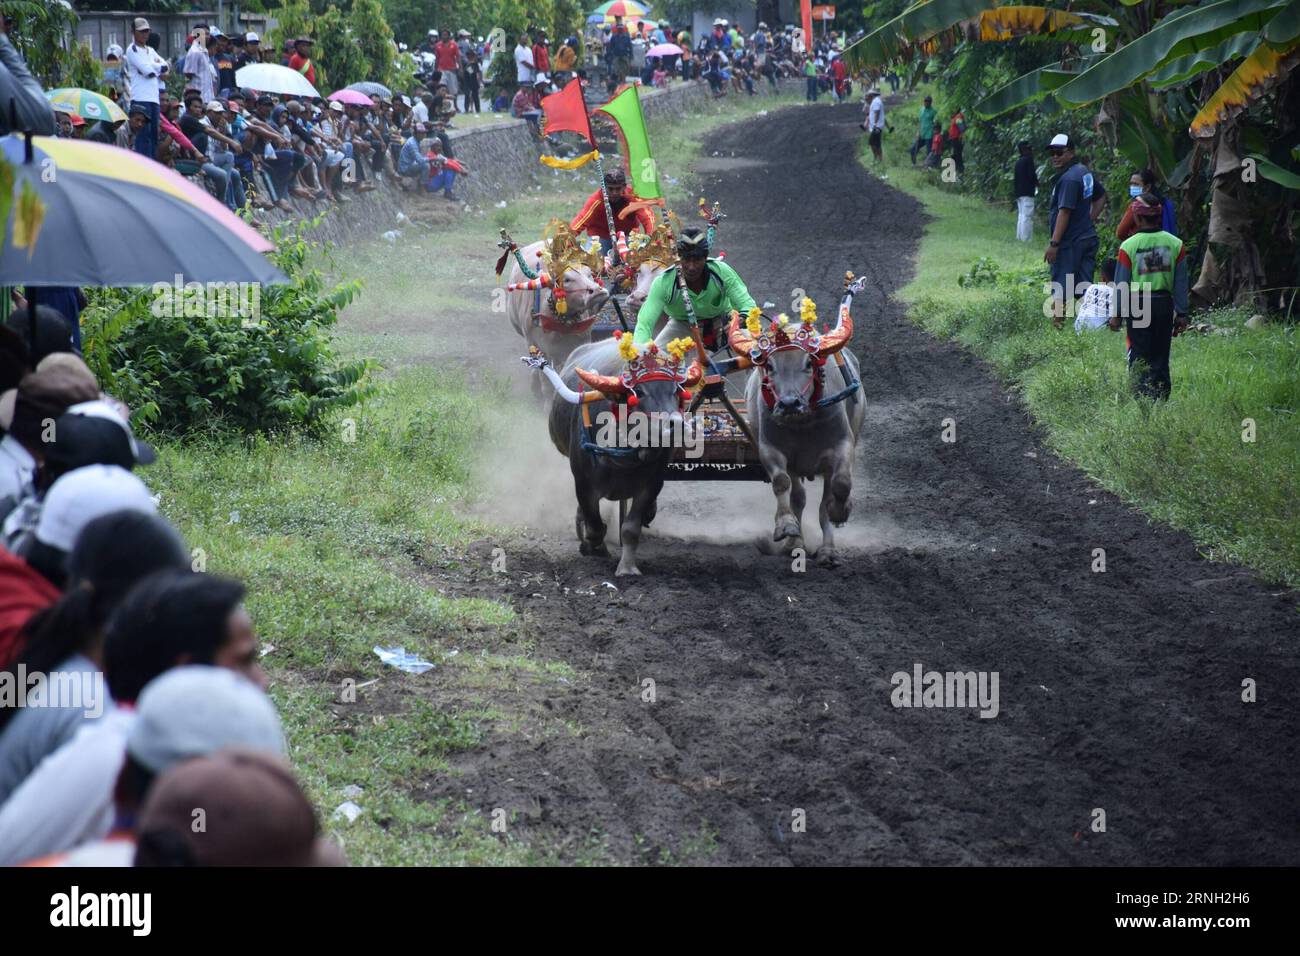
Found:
<box><xmin>631</xmin><ymin>226</ymin><xmax>757</xmax><ymax>348</ymax></box>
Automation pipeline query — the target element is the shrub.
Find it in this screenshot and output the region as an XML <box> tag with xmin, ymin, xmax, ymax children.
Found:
<box><xmin>82</xmin><ymin>216</ymin><xmax>377</xmax><ymax>439</ymax></box>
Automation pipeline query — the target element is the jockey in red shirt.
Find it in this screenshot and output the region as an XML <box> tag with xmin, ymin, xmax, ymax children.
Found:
<box><xmin>570</xmin><ymin>166</ymin><xmax>655</xmax><ymax>256</ymax></box>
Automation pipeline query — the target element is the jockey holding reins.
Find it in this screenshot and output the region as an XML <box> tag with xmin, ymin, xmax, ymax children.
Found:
<box><xmin>632</xmin><ymin>226</ymin><xmax>757</xmax><ymax>349</ymax></box>
<box><xmin>570</xmin><ymin>166</ymin><xmax>656</xmax><ymax>255</ymax></box>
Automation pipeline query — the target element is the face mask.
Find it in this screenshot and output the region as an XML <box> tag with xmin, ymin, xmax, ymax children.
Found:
<box><xmin>1129</xmin><ymin>185</ymin><xmax>1143</xmax><ymax>197</ymax></box>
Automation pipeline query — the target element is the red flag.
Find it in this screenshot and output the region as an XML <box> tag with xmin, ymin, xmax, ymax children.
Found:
<box><xmin>801</xmin><ymin>0</ymin><xmax>813</xmax><ymax>56</ymax></box>
<box><xmin>541</xmin><ymin>80</ymin><xmax>595</xmax><ymax>147</ymax></box>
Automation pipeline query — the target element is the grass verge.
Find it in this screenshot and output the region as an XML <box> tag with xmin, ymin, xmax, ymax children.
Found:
<box><xmin>859</xmin><ymin>104</ymin><xmax>1300</xmax><ymax>589</ymax></box>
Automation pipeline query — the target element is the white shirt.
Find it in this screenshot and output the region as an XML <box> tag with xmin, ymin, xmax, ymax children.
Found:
<box><xmin>868</xmin><ymin>98</ymin><xmax>885</xmax><ymax>131</ymax></box>
<box><xmin>1075</xmin><ymin>282</ymin><xmax>1114</xmax><ymax>332</ymax></box>
<box><xmin>411</xmin><ymin>100</ymin><xmax>429</xmax><ymax>125</ymax></box>
<box><xmin>0</xmin><ymin>435</ymin><xmax>36</xmax><ymax>509</ymax></box>
<box><xmin>123</xmin><ymin>42</ymin><xmax>168</xmax><ymax>105</ymax></box>
<box><xmin>515</xmin><ymin>44</ymin><xmax>534</xmax><ymax>84</ymax></box>
<box><xmin>0</xmin><ymin>706</ymin><xmax>134</xmax><ymax>866</ymax></box>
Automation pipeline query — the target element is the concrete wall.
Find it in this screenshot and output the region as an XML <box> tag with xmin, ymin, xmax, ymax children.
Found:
<box><xmin>257</xmin><ymin>78</ymin><xmax>794</xmax><ymax>248</ymax></box>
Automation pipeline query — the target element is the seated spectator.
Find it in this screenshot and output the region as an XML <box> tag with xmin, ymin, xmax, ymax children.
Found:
<box><xmin>17</xmin><ymin>664</ymin><xmax>282</xmax><ymax>867</ymax></box>
<box><xmin>424</xmin><ymin>139</ymin><xmax>465</xmax><ymax>200</ymax></box>
<box><xmin>0</xmin><ymin>510</ymin><xmax>190</xmax><ymax>803</ymax></box>
<box><xmin>135</xmin><ymin>748</ymin><xmax>345</xmax><ymax>866</ymax></box>
<box><xmin>178</xmin><ymin>94</ymin><xmax>233</xmax><ymax>208</ymax></box>
<box><xmin>398</xmin><ymin>123</ymin><xmax>431</xmax><ymax>188</ymax></box>
<box><xmin>0</xmin><ymin>573</ymin><xmax>271</xmax><ymax>866</ymax></box>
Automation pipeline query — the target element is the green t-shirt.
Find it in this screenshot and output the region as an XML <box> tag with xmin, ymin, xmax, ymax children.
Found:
<box><xmin>1118</xmin><ymin>230</ymin><xmax>1184</xmax><ymax>294</ymax></box>
<box><xmin>632</xmin><ymin>259</ymin><xmax>757</xmax><ymax>345</ymax></box>
<box><xmin>918</xmin><ymin>105</ymin><xmax>936</xmax><ymax>138</ymax></box>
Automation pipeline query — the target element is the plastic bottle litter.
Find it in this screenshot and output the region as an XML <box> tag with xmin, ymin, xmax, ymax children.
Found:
<box><xmin>372</xmin><ymin>646</ymin><xmax>435</xmax><ymax>674</ymax></box>
<box><xmin>381</xmin><ymin>230</ymin><xmax>401</xmax><ymax>242</ymax></box>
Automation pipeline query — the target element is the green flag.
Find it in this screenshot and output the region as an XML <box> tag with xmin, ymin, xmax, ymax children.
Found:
<box><xmin>595</xmin><ymin>85</ymin><xmax>662</xmax><ymax>200</ymax></box>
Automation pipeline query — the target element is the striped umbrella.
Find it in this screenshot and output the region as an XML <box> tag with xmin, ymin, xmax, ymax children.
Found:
<box><xmin>0</xmin><ymin>135</ymin><xmax>282</xmax><ymax>288</ymax></box>
<box><xmin>45</xmin><ymin>88</ymin><xmax>128</xmax><ymax>125</ymax></box>
<box><xmin>592</xmin><ymin>1</ymin><xmax>649</xmax><ymax>17</ymax></box>
<box><xmin>346</xmin><ymin>81</ymin><xmax>393</xmax><ymax>100</ymax></box>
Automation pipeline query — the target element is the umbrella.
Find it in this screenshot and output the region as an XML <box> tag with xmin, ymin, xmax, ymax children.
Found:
<box><xmin>234</xmin><ymin>63</ymin><xmax>321</xmax><ymax>98</ymax></box>
<box><xmin>347</xmin><ymin>81</ymin><xmax>392</xmax><ymax>100</ymax></box>
<box><xmin>0</xmin><ymin>134</ymin><xmax>282</xmax><ymax>288</ymax></box>
<box><xmin>45</xmin><ymin>88</ymin><xmax>127</xmax><ymax>125</ymax></box>
<box><xmin>647</xmin><ymin>43</ymin><xmax>683</xmax><ymax>57</ymax></box>
<box><xmin>328</xmin><ymin>89</ymin><xmax>375</xmax><ymax>107</ymax></box>
<box><xmin>593</xmin><ymin>1</ymin><xmax>648</xmax><ymax>16</ymax></box>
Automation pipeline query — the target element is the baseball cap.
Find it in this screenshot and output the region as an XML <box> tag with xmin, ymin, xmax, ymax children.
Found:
<box><xmin>0</xmin><ymin>360</ymin><xmax>100</xmax><ymax>439</ymax></box>
<box><xmin>328</xmin><ymin>100</ymin><xmax>344</xmax><ymax>112</ymax></box>
<box><xmin>106</xmin><ymin>43</ymin><xmax>124</xmax><ymax>59</ymax></box>
<box><xmin>127</xmin><ymin>667</ymin><xmax>286</xmax><ymax>775</ymax></box>
<box><xmin>34</xmin><ymin>464</ymin><xmax>157</xmax><ymax>553</ymax></box>
<box><xmin>205</xmin><ymin>100</ymin><xmax>225</xmax><ymax>114</ymax></box>
<box><xmin>136</xmin><ymin>748</ymin><xmax>345</xmax><ymax>867</ymax></box>
<box><xmin>1047</xmin><ymin>133</ymin><xmax>1073</xmax><ymax>149</ymax></box>
<box><xmin>534</xmin><ymin>73</ymin><xmax>550</xmax><ymax>85</ymax></box>
<box><xmin>209</xmin><ymin>26</ymin><xmax>224</xmax><ymax>38</ymax></box>
<box><xmin>246</xmin><ymin>31</ymin><xmax>260</xmax><ymax>43</ymax></box>
<box><xmin>133</xmin><ymin>17</ymin><xmax>150</xmax><ymax>32</ymax></box>
<box><xmin>43</xmin><ymin>398</ymin><xmax>156</xmax><ymax>470</ymax></box>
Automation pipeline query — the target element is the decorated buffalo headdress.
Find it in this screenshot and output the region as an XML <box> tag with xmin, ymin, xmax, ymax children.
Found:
<box><xmin>574</xmin><ymin>332</ymin><xmax>703</xmax><ymax>407</ymax></box>
<box><xmin>501</xmin><ymin>219</ymin><xmax>603</xmax><ymax>314</ymax></box>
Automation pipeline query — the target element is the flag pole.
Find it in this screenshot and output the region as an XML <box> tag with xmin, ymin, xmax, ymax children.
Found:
<box><xmin>583</xmin><ymin>79</ymin><xmax>621</xmax><ymax>264</ymax></box>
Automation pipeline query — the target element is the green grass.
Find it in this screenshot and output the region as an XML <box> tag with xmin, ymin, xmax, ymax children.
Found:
<box><xmin>146</xmin><ymin>88</ymin><xmax>804</xmax><ymax>866</ymax></box>
<box><xmin>859</xmin><ymin>101</ymin><xmax>1300</xmax><ymax>589</ymax></box>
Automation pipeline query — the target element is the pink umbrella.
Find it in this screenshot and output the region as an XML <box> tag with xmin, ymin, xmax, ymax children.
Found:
<box><xmin>327</xmin><ymin>89</ymin><xmax>375</xmax><ymax>107</ymax></box>
<box><xmin>647</xmin><ymin>43</ymin><xmax>683</xmax><ymax>57</ymax></box>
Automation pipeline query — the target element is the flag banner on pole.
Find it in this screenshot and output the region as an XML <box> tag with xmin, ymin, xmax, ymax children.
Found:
<box><xmin>541</xmin><ymin>80</ymin><xmax>596</xmax><ymax>146</ymax></box>
<box><xmin>594</xmin><ymin>84</ymin><xmax>662</xmax><ymax>200</ymax></box>
<box><xmin>801</xmin><ymin>0</ymin><xmax>814</xmax><ymax>54</ymax></box>
<box><xmin>540</xmin><ymin>150</ymin><xmax>600</xmax><ymax>169</ymax></box>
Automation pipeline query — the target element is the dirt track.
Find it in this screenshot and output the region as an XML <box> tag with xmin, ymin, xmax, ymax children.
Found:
<box><xmin>431</xmin><ymin>102</ymin><xmax>1300</xmax><ymax>865</ymax></box>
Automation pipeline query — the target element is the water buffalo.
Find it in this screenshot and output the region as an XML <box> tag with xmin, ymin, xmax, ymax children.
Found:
<box><xmin>504</xmin><ymin>223</ymin><xmax>610</xmax><ymax>389</ymax></box>
<box><xmin>727</xmin><ymin>276</ymin><xmax>866</xmax><ymax>567</ymax></box>
<box><xmin>525</xmin><ymin>334</ymin><xmax>702</xmax><ymax>576</ymax></box>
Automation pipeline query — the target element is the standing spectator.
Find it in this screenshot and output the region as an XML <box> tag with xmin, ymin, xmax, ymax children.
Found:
<box><xmin>0</xmin><ymin>17</ymin><xmax>56</xmax><ymax>136</ymax></box>
<box><xmin>803</xmin><ymin>55</ymin><xmax>818</xmax><ymax>102</ymax></box>
<box><xmin>830</xmin><ymin>54</ymin><xmax>847</xmax><ymax>102</ymax></box>
<box><xmin>237</xmin><ymin>32</ymin><xmax>262</xmax><ymax>68</ymax></box>
<box><xmin>863</xmin><ymin>90</ymin><xmax>885</xmax><ymax>165</ymax></box>
<box><xmin>925</xmin><ymin>121</ymin><xmax>944</xmax><ymax>168</ymax></box>
<box><xmin>1044</xmin><ymin>133</ymin><xmax>1100</xmax><ymax>329</ymax></box>
<box><xmin>531</xmin><ymin>28</ymin><xmax>551</xmax><ymax>81</ymax></box>
<box><xmin>182</xmin><ymin>26</ymin><xmax>217</xmax><ymax>105</ymax></box>
<box><xmin>909</xmin><ymin>94</ymin><xmax>935</xmax><ymax>165</ymax></box>
<box><xmin>947</xmin><ymin>109</ymin><xmax>966</xmax><ymax>174</ymax></box>
<box><xmin>514</xmin><ymin>32</ymin><xmax>536</xmax><ymax>88</ymax></box>
<box><xmin>553</xmin><ymin>36</ymin><xmax>576</xmax><ymax>85</ymax></box>
<box><xmin>213</xmin><ymin>33</ymin><xmax>237</xmax><ymax>97</ymax></box>
<box><xmin>123</xmin><ymin>18</ymin><xmax>168</xmax><ymax>160</ymax></box>
<box><xmin>434</xmin><ymin>31</ymin><xmax>461</xmax><ymax>108</ymax></box>
<box><xmin>1014</xmin><ymin>140</ymin><xmax>1037</xmax><ymax>242</ymax></box>
<box><xmin>1109</xmin><ymin>194</ymin><xmax>1189</xmax><ymax>400</ymax></box>
<box><xmin>1116</xmin><ymin>168</ymin><xmax>1178</xmax><ymax>242</ymax></box>
<box><xmin>287</xmin><ymin>37</ymin><xmax>316</xmax><ymax>87</ymax></box>
<box><xmin>607</xmin><ymin>17</ymin><xmax>633</xmax><ymax>89</ymax></box>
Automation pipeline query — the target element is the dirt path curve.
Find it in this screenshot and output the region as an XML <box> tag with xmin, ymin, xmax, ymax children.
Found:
<box><xmin>435</xmin><ymin>102</ymin><xmax>1300</xmax><ymax>865</ymax></box>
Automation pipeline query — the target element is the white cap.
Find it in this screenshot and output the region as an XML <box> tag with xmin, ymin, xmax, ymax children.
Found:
<box><xmin>1048</xmin><ymin>133</ymin><xmax>1071</xmax><ymax>148</ymax></box>
<box><xmin>128</xmin><ymin>667</ymin><xmax>285</xmax><ymax>774</ymax></box>
<box><xmin>246</xmin><ymin>31</ymin><xmax>260</xmax><ymax>43</ymax></box>
<box><xmin>35</xmin><ymin>464</ymin><xmax>157</xmax><ymax>553</ymax></box>
<box><xmin>106</xmin><ymin>43</ymin><xmax>124</xmax><ymax>59</ymax></box>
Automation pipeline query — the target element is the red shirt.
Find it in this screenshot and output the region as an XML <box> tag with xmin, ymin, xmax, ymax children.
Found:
<box><xmin>0</xmin><ymin>548</ymin><xmax>60</xmax><ymax>670</ymax></box>
<box><xmin>570</xmin><ymin>187</ymin><xmax>656</xmax><ymax>240</ymax></box>
<box><xmin>287</xmin><ymin>52</ymin><xmax>316</xmax><ymax>86</ymax></box>
<box><xmin>434</xmin><ymin>40</ymin><xmax>460</xmax><ymax>72</ymax></box>
<box><xmin>532</xmin><ymin>43</ymin><xmax>550</xmax><ymax>74</ymax></box>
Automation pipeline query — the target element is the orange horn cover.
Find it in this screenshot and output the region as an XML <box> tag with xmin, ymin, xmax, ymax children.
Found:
<box><xmin>575</xmin><ymin>368</ymin><xmax>628</xmax><ymax>396</ymax></box>
<box><xmin>818</xmin><ymin>313</ymin><xmax>853</xmax><ymax>355</ymax></box>
<box><xmin>727</xmin><ymin>312</ymin><xmax>755</xmax><ymax>355</ymax></box>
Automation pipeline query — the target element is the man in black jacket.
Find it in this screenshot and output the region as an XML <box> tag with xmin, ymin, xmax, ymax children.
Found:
<box><xmin>0</xmin><ymin>21</ymin><xmax>56</xmax><ymax>136</ymax></box>
<box><xmin>1013</xmin><ymin>140</ymin><xmax>1037</xmax><ymax>242</ymax></box>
